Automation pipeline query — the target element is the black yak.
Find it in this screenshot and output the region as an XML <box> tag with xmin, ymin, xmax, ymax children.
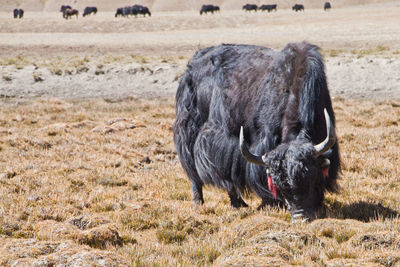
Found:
<box><xmin>18</xmin><ymin>9</ymin><xmax>24</xmax><ymax>18</ymax></box>
<box><xmin>243</xmin><ymin>4</ymin><xmax>258</xmax><ymax>12</ymax></box>
<box><xmin>200</xmin><ymin>5</ymin><xmax>220</xmax><ymax>15</ymax></box>
<box><xmin>115</xmin><ymin>8</ymin><xmax>123</xmax><ymax>17</ymax></box>
<box><xmin>324</xmin><ymin>2</ymin><xmax>332</xmax><ymax>11</ymax></box>
<box><xmin>63</xmin><ymin>8</ymin><xmax>79</xmax><ymax>19</ymax></box>
<box><xmin>259</xmin><ymin>4</ymin><xmax>277</xmax><ymax>12</ymax></box>
<box><xmin>132</xmin><ymin>4</ymin><xmax>151</xmax><ymax>17</ymax></box>
<box><xmin>173</xmin><ymin>42</ymin><xmax>340</xmax><ymax>222</ymax></box>
<box><xmin>60</xmin><ymin>5</ymin><xmax>72</xmax><ymax>12</ymax></box>
<box><xmin>13</xmin><ymin>9</ymin><xmax>23</xmax><ymax>18</ymax></box>
<box><xmin>83</xmin><ymin>6</ymin><xmax>97</xmax><ymax>17</ymax></box>
<box><xmin>292</xmin><ymin>4</ymin><xmax>305</xmax><ymax>11</ymax></box>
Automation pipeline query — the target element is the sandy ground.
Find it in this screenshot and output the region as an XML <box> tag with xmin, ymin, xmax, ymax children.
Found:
<box><xmin>1</xmin><ymin>3</ymin><xmax>400</xmax><ymax>100</ymax></box>
<box><xmin>1</xmin><ymin>55</ymin><xmax>400</xmax><ymax>100</ymax></box>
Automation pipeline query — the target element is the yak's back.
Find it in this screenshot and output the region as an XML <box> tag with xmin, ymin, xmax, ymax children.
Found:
<box><xmin>177</xmin><ymin>44</ymin><xmax>276</xmax><ymax>126</ymax></box>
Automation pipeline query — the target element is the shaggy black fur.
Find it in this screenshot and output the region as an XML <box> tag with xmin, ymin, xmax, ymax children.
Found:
<box><xmin>173</xmin><ymin>42</ymin><xmax>340</xmax><ymax>220</ymax></box>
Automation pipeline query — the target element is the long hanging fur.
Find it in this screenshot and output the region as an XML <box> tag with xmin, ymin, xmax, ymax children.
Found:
<box><xmin>173</xmin><ymin>42</ymin><xmax>340</xmax><ymax>210</ymax></box>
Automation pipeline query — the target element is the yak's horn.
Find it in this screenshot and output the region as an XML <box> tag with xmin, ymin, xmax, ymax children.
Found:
<box><xmin>314</xmin><ymin>108</ymin><xmax>336</xmax><ymax>158</ymax></box>
<box><xmin>239</xmin><ymin>126</ymin><xmax>266</xmax><ymax>166</ymax></box>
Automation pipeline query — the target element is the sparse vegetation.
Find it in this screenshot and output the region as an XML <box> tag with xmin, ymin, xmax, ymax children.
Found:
<box><xmin>0</xmin><ymin>97</ymin><xmax>399</xmax><ymax>265</ymax></box>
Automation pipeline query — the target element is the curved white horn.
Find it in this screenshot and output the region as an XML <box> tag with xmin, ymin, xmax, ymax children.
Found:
<box><xmin>314</xmin><ymin>108</ymin><xmax>336</xmax><ymax>158</ymax></box>
<box><xmin>239</xmin><ymin>126</ymin><xmax>266</xmax><ymax>166</ymax></box>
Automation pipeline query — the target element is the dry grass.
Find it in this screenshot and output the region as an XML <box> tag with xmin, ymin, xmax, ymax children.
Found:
<box><xmin>0</xmin><ymin>97</ymin><xmax>399</xmax><ymax>265</ymax></box>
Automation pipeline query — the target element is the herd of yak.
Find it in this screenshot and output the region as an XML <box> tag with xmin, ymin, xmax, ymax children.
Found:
<box><xmin>12</xmin><ymin>2</ymin><xmax>332</xmax><ymax>19</ymax></box>
<box><xmin>202</xmin><ymin>2</ymin><xmax>332</xmax><ymax>14</ymax></box>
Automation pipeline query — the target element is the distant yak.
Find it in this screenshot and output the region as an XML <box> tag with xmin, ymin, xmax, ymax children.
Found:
<box><xmin>292</xmin><ymin>4</ymin><xmax>305</xmax><ymax>11</ymax></box>
<box><xmin>200</xmin><ymin>5</ymin><xmax>220</xmax><ymax>15</ymax></box>
<box><xmin>83</xmin><ymin>7</ymin><xmax>98</xmax><ymax>17</ymax></box>
<box><xmin>63</xmin><ymin>8</ymin><xmax>79</xmax><ymax>19</ymax></box>
<box><xmin>60</xmin><ymin>5</ymin><xmax>72</xmax><ymax>13</ymax></box>
<box><xmin>115</xmin><ymin>5</ymin><xmax>151</xmax><ymax>18</ymax></box>
<box><xmin>133</xmin><ymin>4</ymin><xmax>151</xmax><ymax>17</ymax></box>
<box><xmin>13</xmin><ymin>8</ymin><xmax>24</xmax><ymax>19</ymax></box>
<box><xmin>324</xmin><ymin>2</ymin><xmax>332</xmax><ymax>11</ymax></box>
<box><xmin>259</xmin><ymin>4</ymin><xmax>277</xmax><ymax>12</ymax></box>
<box><xmin>243</xmin><ymin>4</ymin><xmax>258</xmax><ymax>12</ymax></box>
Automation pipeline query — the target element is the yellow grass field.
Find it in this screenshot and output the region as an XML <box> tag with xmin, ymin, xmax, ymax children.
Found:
<box><xmin>1</xmin><ymin>0</ymin><xmax>400</xmax><ymax>266</ymax></box>
<box><xmin>0</xmin><ymin>97</ymin><xmax>399</xmax><ymax>265</ymax></box>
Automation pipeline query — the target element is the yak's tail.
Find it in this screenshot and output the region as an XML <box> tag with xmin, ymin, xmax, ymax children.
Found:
<box><xmin>173</xmin><ymin>69</ymin><xmax>204</xmax><ymax>185</ymax></box>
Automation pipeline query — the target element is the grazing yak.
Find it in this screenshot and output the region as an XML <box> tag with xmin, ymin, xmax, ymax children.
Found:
<box><xmin>259</xmin><ymin>4</ymin><xmax>277</xmax><ymax>12</ymax></box>
<box><xmin>63</xmin><ymin>8</ymin><xmax>79</xmax><ymax>19</ymax></box>
<box><xmin>243</xmin><ymin>4</ymin><xmax>258</xmax><ymax>12</ymax></box>
<box><xmin>115</xmin><ymin>5</ymin><xmax>151</xmax><ymax>17</ymax></box>
<box><xmin>115</xmin><ymin>8</ymin><xmax>123</xmax><ymax>17</ymax></box>
<box><xmin>132</xmin><ymin>4</ymin><xmax>151</xmax><ymax>17</ymax></box>
<box><xmin>292</xmin><ymin>4</ymin><xmax>305</xmax><ymax>11</ymax></box>
<box><xmin>200</xmin><ymin>5</ymin><xmax>220</xmax><ymax>15</ymax></box>
<box><xmin>83</xmin><ymin>6</ymin><xmax>98</xmax><ymax>17</ymax></box>
<box><xmin>324</xmin><ymin>2</ymin><xmax>332</xmax><ymax>11</ymax></box>
<box><xmin>13</xmin><ymin>9</ymin><xmax>24</xmax><ymax>18</ymax></box>
<box><xmin>174</xmin><ymin>42</ymin><xmax>340</xmax><ymax>222</ymax></box>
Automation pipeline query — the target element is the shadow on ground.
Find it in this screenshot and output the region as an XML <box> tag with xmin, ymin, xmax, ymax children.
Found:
<box><xmin>327</xmin><ymin>201</ymin><xmax>399</xmax><ymax>222</ymax></box>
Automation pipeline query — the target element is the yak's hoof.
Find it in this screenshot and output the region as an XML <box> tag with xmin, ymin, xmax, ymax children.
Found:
<box><xmin>193</xmin><ymin>198</ymin><xmax>204</xmax><ymax>205</ymax></box>
<box><xmin>230</xmin><ymin>199</ymin><xmax>248</xmax><ymax>208</ymax></box>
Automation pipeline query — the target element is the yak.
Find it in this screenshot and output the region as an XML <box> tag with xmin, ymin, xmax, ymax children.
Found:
<box><xmin>132</xmin><ymin>5</ymin><xmax>151</xmax><ymax>17</ymax></box>
<box><xmin>115</xmin><ymin>8</ymin><xmax>123</xmax><ymax>17</ymax></box>
<box><xmin>83</xmin><ymin>6</ymin><xmax>97</xmax><ymax>17</ymax></box>
<box><xmin>173</xmin><ymin>42</ymin><xmax>340</xmax><ymax>222</ymax></box>
<box><xmin>60</xmin><ymin>5</ymin><xmax>72</xmax><ymax>13</ymax></box>
<box><xmin>63</xmin><ymin>8</ymin><xmax>79</xmax><ymax>19</ymax></box>
<box><xmin>259</xmin><ymin>4</ymin><xmax>277</xmax><ymax>12</ymax></box>
<box><xmin>324</xmin><ymin>2</ymin><xmax>332</xmax><ymax>11</ymax></box>
<box><xmin>18</xmin><ymin>9</ymin><xmax>24</xmax><ymax>18</ymax></box>
<box><xmin>13</xmin><ymin>9</ymin><xmax>23</xmax><ymax>18</ymax></box>
<box><xmin>200</xmin><ymin>5</ymin><xmax>220</xmax><ymax>15</ymax></box>
<box><xmin>292</xmin><ymin>4</ymin><xmax>305</xmax><ymax>11</ymax></box>
<box><xmin>243</xmin><ymin>4</ymin><xmax>258</xmax><ymax>12</ymax></box>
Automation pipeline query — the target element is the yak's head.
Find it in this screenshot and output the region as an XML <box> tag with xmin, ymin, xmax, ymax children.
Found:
<box><xmin>240</xmin><ymin>109</ymin><xmax>336</xmax><ymax>222</ymax></box>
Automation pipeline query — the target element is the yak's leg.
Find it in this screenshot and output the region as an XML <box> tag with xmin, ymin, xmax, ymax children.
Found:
<box><xmin>228</xmin><ymin>190</ymin><xmax>248</xmax><ymax>208</ymax></box>
<box><xmin>192</xmin><ymin>182</ymin><xmax>204</xmax><ymax>205</ymax></box>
